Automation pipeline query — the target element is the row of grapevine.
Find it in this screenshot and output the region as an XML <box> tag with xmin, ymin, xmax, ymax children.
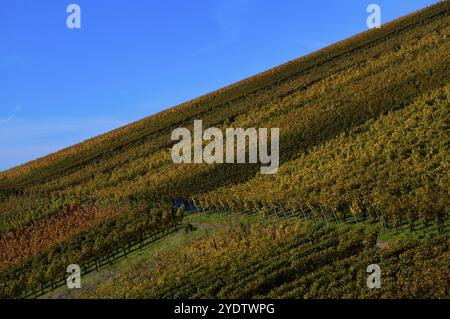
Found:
<box><xmin>0</xmin><ymin>203</ymin><xmax>184</xmax><ymax>299</ymax></box>
<box><xmin>79</xmin><ymin>221</ymin><xmax>448</xmax><ymax>299</ymax></box>
<box><xmin>192</xmin><ymin>195</ymin><xmax>448</xmax><ymax>234</ymax></box>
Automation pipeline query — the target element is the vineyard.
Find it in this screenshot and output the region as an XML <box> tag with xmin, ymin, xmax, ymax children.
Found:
<box><xmin>193</xmin><ymin>84</ymin><xmax>450</xmax><ymax>233</ymax></box>
<box><xmin>45</xmin><ymin>213</ymin><xmax>449</xmax><ymax>299</ymax></box>
<box><xmin>7</xmin><ymin>202</ymin><xmax>450</xmax><ymax>299</ymax></box>
<box><xmin>133</xmin><ymin>222</ymin><xmax>448</xmax><ymax>299</ymax></box>
<box><xmin>0</xmin><ymin>1</ymin><xmax>449</xmax><ymax>299</ymax></box>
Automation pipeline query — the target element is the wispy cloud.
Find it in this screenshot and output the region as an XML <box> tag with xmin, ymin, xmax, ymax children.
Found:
<box><xmin>0</xmin><ymin>116</ymin><xmax>132</xmax><ymax>171</ymax></box>
<box><xmin>287</xmin><ymin>36</ymin><xmax>328</xmax><ymax>51</ymax></box>
<box><xmin>0</xmin><ymin>117</ymin><xmax>128</xmax><ymax>142</ymax></box>
<box><xmin>0</xmin><ymin>104</ymin><xmax>22</xmax><ymax>126</ymax></box>
<box><xmin>194</xmin><ymin>0</ymin><xmax>253</xmax><ymax>55</ymax></box>
<box><xmin>0</xmin><ymin>115</ymin><xmax>15</xmax><ymax>125</ymax></box>
<box><xmin>117</xmin><ymin>89</ymin><xmax>155</xmax><ymax>96</ymax></box>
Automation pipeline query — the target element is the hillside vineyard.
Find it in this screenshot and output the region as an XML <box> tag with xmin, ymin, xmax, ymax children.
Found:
<box><xmin>0</xmin><ymin>1</ymin><xmax>449</xmax><ymax>298</ymax></box>
<box><xmin>170</xmin><ymin>120</ymin><xmax>280</xmax><ymax>174</ymax></box>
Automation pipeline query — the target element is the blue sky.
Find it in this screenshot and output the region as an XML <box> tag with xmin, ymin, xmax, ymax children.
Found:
<box><xmin>0</xmin><ymin>0</ymin><xmax>440</xmax><ymax>171</ymax></box>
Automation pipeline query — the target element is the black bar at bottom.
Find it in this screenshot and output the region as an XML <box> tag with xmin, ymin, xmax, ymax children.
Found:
<box><xmin>0</xmin><ymin>299</ymin><xmax>446</xmax><ymax>318</ymax></box>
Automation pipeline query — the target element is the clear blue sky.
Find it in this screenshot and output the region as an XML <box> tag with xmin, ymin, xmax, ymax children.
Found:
<box><xmin>0</xmin><ymin>0</ymin><xmax>440</xmax><ymax>171</ymax></box>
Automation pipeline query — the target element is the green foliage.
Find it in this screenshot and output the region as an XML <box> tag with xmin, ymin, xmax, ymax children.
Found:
<box><xmin>197</xmin><ymin>85</ymin><xmax>450</xmax><ymax>227</ymax></box>
<box><xmin>75</xmin><ymin>222</ymin><xmax>449</xmax><ymax>299</ymax></box>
